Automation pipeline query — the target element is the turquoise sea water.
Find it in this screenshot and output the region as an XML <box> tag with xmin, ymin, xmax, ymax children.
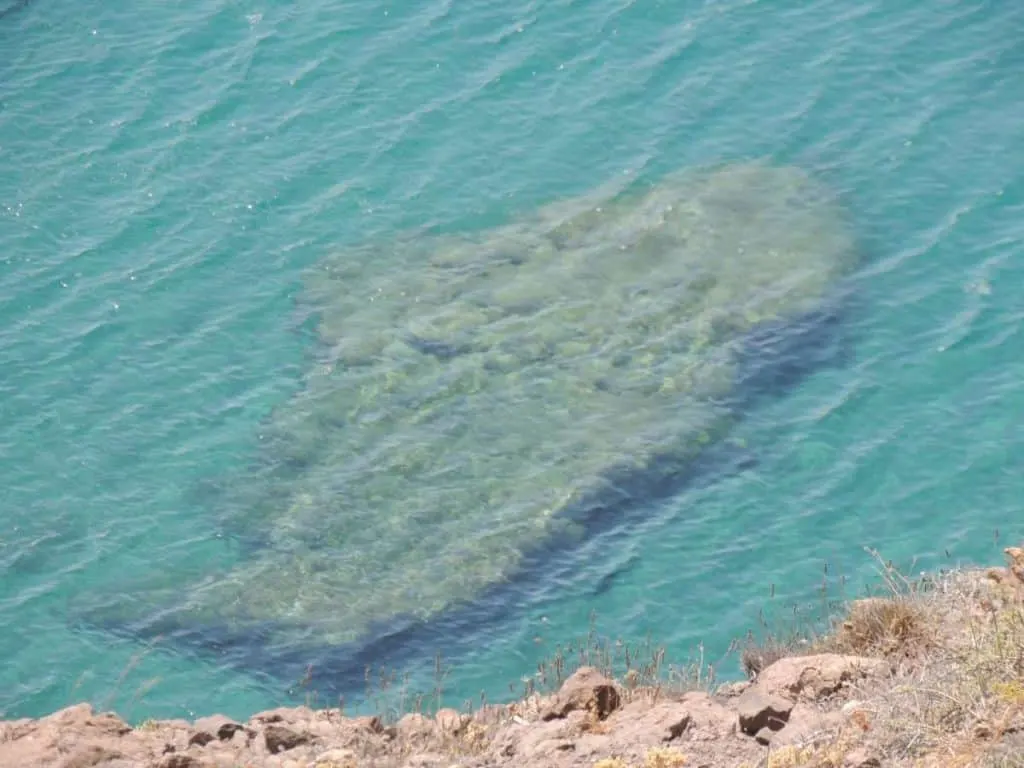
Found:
<box><xmin>2</xmin><ymin>0</ymin><xmax>1023</xmax><ymax>723</ymax></box>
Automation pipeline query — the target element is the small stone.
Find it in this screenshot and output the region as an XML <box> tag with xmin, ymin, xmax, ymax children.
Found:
<box><xmin>754</xmin><ymin>726</ymin><xmax>774</xmax><ymax>745</ymax></box>
<box><xmin>157</xmin><ymin>756</ymin><xmax>205</xmax><ymax>768</ymax></box>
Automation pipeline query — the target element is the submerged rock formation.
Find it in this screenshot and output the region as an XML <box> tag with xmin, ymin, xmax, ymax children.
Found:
<box><xmin>88</xmin><ymin>160</ymin><xmax>857</xmax><ymax>661</ymax></box>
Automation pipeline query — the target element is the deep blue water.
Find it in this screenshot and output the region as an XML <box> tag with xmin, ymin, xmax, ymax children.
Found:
<box><xmin>2</xmin><ymin>0</ymin><xmax>1023</xmax><ymax>722</ymax></box>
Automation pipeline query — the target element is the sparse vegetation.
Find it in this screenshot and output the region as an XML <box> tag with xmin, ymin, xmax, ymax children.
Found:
<box><xmin>736</xmin><ymin>545</ymin><xmax>1024</xmax><ymax>767</ymax></box>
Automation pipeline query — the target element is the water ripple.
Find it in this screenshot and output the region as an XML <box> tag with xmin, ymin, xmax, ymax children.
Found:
<box><xmin>3</xmin><ymin>0</ymin><xmax>1024</xmax><ymax>722</ymax></box>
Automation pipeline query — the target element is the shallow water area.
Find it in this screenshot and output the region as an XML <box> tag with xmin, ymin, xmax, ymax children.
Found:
<box><xmin>80</xmin><ymin>161</ymin><xmax>855</xmax><ymax>664</ymax></box>
<box><xmin>2</xmin><ymin>0</ymin><xmax>1024</xmax><ymax>722</ymax></box>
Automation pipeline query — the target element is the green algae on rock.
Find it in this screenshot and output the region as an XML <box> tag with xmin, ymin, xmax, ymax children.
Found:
<box><xmin>142</xmin><ymin>161</ymin><xmax>859</xmax><ymax>647</ymax></box>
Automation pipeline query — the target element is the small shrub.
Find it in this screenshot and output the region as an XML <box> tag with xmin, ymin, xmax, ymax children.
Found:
<box><xmin>644</xmin><ymin>745</ymin><xmax>687</xmax><ymax>767</ymax></box>
<box><xmin>992</xmin><ymin>681</ymin><xmax>1024</xmax><ymax>706</ymax></box>
<box><xmin>766</xmin><ymin>745</ymin><xmax>813</xmax><ymax>768</ymax></box>
<box><xmin>827</xmin><ymin>596</ymin><xmax>932</xmax><ymax>658</ymax></box>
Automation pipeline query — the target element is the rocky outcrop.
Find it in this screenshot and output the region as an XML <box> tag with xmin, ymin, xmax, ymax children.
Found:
<box><xmin>7</xmin><ymin>546</ymin><xmax>1024</xmax><ymax>767</ymax></box>
<box><xmin>540</xmin><ymin>667</ymin><xmax>621</xmax><ymax>722</ymax></box>
<box><xmin>0</xmin><ymin>653</ymin><xmax>887</xmax><ymax>768</ymax></box>
<box><xmin>735</xmin><ymin>686</ymin><xmax>794</xmax><ymax>739</ymax></box>
<box><xmin>754</xmin><ymin>653</ymin><xmax>888</xmax><ymax>702</ymax></box>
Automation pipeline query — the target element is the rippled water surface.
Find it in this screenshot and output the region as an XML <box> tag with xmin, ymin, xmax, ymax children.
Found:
<box><xmin>2</xmin><ymin>0</ymin><xmax>1023</xmax><ymax>721</ymax></box>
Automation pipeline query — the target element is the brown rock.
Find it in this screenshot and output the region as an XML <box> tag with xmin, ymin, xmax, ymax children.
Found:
<box><xmin>497</xmin><ymin>716</ymin><xmax>579</xmax><ymax>763</ymax></box>
<box><xmin>756</xmin><ymin>654</ymin><xmax>888</xmax><ymax>701</ymax></box>
<box><xmin>156</xmin><ymin>756</ymin><xmax>207</xmax><ymax>768</ymax></box>
<box><xmin>85</xmin><ymin>713</ymin><xmax>133</xmax><ymax>737</ymax></box>
<box><xmin>608</xmin><ymin>692</ymin><xmax>736</xmax><ymax>747</ymax></box>
<box><xmin>717</xmin><ymin>680</ymin><xmax>751</xmax><ymax>698</ymax></box>
<box><xmin>190</xmin><ymin>715</ymin><xmax>247</xmax><ymax>746</ymax></box>
<box><xmin>489</xmin><ymin>718</ymin><xmax>566</xmax><ymax>760</ymax></box>
<box><xmin>771</xmin><ymin>703</ymin><xmax>842</xmax><ymax>748</ymax></box>
<box><xmin>50</xmin><ymin>703</ymin><xmax>94</xmax><ymax>725</ymax></box>
<box><xmin>60</xmin><ymin>745</ymin><xmax>124</xmax><ymax>768</ymax></box>
<box><xmin>187</xmin><ymin>732</ymin><xmax>216</xmax><ymax>747</ymax></box>
<box><xmin>541</xmin><ymin>667</ymin><xmax>621</xmax><ymax>721</ymax></box>
<box><xmin>520</xmin><ymin>735</ymin><xmax>576</xmax><ymax>761</ymax></box>
<box><xmin>264</xmin><ymin>724</ymin><xmax>312</xmax><ymax>754</ymax></box>
<box><xmin>679</xmin><ymin>692</ymin><xmax>740</xmax><ymax>741</ymax></box>
<box><xmin>349</xmin><ymin>715</ymin><xmax>384</xmax><ymax>735</ymax></box>
<box><xmin>736</xmin><ymin>686</ymin><xmax>794</xmax><ymax>735</ymax></box>
<box><xmin>618</xmin><ymin>701</ymin><xmax>693</xmax><ymax>743</ymax></box>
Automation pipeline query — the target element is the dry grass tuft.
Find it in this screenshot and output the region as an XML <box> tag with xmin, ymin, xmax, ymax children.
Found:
<box><xmin>741</xmin><ymin>633</ymin><xmax>809</xmax><ymax>678</ymax></box>
<box><xmin>824</xmin><ymin>595</ymin><xmax>932</xmax><ymax>658</ymax></box>
<box><xmin>508</xmin><ymin>611</ymin><xmax>723</xmax><ymax>707</ymax></box>
<box><xmin>588</xmin><ymin>746</ymin><xmax>687</xmax><ymax>768</ymax></box>
<box><xmin>765</xmin><ymin>744</ymin><xmax>814</xmax><ymax>768</ymax></box>
<box><xmin>643</xmin><ymin>745</ymin><xmax>687</xmax><ymax>768</ymax></box>
<box><xmin>866</xmin><ymin>565</ymin><xmax>1024</xmax><ymax>761</ymax></box>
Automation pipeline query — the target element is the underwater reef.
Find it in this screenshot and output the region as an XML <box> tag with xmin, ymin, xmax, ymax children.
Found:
<box><xmin>86</xmin><ymin>160</ymin><xmax>859</xmax><ymax>679</ymax></box>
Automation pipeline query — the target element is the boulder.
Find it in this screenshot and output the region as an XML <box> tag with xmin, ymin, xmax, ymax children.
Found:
<box><xmin>264</xmin><ymin>724</ymin><xmax>312</xmax><ymax>754</ymax></box>
<box><xmin>541</xmin><ymin>667</ymin><xmax>621</xmax><ymax>721</ymax></box>
<box><xmin>611</xmin><ymin>701</ymin><xmax>693</xmax><ymax>745</ymax></box>
<box><xmin>607</xmin><ymin>692</ymin><xmax>736</xmax><ymax>748</ymax></box>
<box><xmin>756</xmin><ymin>654</ymin><xmax>888</xmax><ymax>701</ymax></box>
<box><xmin>770</xmin><ymin>703</ymin><xmax>842</xmax><ymax>748</ymax></box>
<box><xmin>736</xmin><ymin>687</ymin><xmax>794</xmax><ymax>735</ymax></box>
<box><xmin>489</xmin><ymin>717</ymin><xmax>568</xmax><ymax>760</ymax></box>
<box><xmin>60</xmin><ymin>745</ymin><xmax>124</xmax><ymax>768</ymax></box>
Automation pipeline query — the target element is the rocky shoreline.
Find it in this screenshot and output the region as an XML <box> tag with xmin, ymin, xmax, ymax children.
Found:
<box><xmin>4</xmin><ymin>547</ymin><xmax>1024</xmax><ymax>768</ymax></box>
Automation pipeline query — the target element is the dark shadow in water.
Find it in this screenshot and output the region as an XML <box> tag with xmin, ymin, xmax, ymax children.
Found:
<box><xmin>80</xmin><ymin>280</ymin><xmax>864</xmax><ymax>703</ymax></box>
<box><xmin>0</xmin><ymin>0</ymin><xmax>31</xmax><ymax>21</ymax></box>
